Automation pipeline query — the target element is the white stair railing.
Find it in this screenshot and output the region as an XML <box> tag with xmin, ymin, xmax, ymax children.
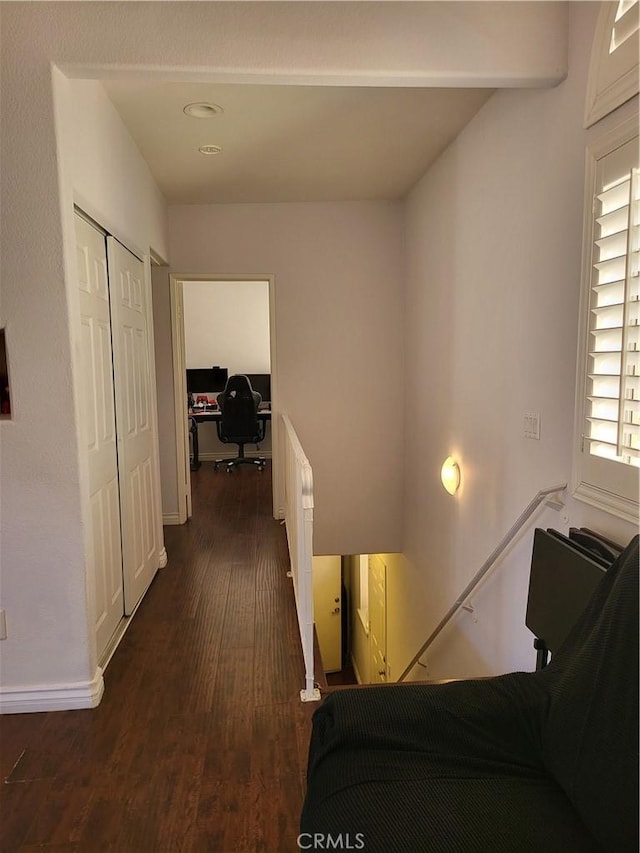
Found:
<box><xmin>282</xmin><ymin>414</ymin><xmax>320</xmax><ymax>702</ymax></box>
<box><xmin>398</xmin><ymin>483</ymin><xmax>567</xmax><ymax>682</ymax></box>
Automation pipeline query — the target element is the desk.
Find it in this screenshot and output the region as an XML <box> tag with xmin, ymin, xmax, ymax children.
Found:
<box><xmin>189</xmin><ymin>407</ymin><xmax>271</xmax><ymax>470</ymax></box>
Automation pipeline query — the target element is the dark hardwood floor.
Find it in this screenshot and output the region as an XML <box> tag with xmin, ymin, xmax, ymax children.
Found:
<box><xmin>0</xmin><ymin>462</ymin><xmax>317</xmax><ymax>852</ymax></box>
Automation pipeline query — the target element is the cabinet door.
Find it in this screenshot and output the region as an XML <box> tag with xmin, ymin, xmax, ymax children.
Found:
<box><xmin>108</xmin><ymin>237</ymin><xmax>160</xmax><ymax>612</ymax></box>
<box><xmin>75</xmin><ymin>215</ymin><xmax>124</xmax><ymax>657</ymax></box>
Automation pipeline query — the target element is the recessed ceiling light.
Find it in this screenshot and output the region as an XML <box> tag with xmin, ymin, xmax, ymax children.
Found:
<box><xmin>198</xmin><ymin>144</ymin><xmax>222</xmax><ymax>155</ymax></box>
<box><xmin>184</xmin><ymin>102</ymin><xmax>224</xmax><ymax>119</ymax></box>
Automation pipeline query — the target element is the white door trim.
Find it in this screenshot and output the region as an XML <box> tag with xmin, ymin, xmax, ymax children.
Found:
<box><xmin>144</xmin><ymin>253</ymin><xmax>168</xmax><ymax>568</ymax></box>
<box><xmin>369</xmin><ymin>554</ymin><xmax>388</xmax><ymax>683</ymax></box>
<box><xmin>73</xmin><ymin>193</ymin><xmax>147</xmax><ymax>266</ymax></box>
<box><xmin>169</xmin><ymin>276</ymin><xmax>191</xmax><ymax>523</ymax></box>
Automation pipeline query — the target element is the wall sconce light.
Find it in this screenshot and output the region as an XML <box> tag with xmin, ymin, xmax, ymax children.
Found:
<box><xmin>441</xmin><ymin>456</ymin><xmax>460</xmax><ymax>495</ymax></box>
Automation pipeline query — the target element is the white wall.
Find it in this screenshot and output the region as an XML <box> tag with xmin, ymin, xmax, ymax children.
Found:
<box><xmin>66</xmin><ymin>80</ymin><xmax>168</xmax><ymax>259</ymax></box>
<box><xmin>396</xmin><ymin>2</ymin><xmax>639</xmax><ymax>681</ymax></box>
<box><xmin>167</xmin><ymin>202</ymin><xmax>405</xmax><ymax>555</ymax></box>
<box><xmin>0</xmin><ymin>68</ymin><xmax>167</xmax><ymax>701</ymax></box>
<box><xmin>184</xmin><ymin>281</ymin><xmax>270</xmax><ymax>374</ymax></box>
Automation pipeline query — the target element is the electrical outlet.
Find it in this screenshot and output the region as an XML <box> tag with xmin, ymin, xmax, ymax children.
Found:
<box><xmin>524</xmin><ymin>412</ymin><xmax>541</xmax><ymax>440</ymax></box>
<box><xmin>0</xmin><ymin>609</ymin><xmax>6</xmax><ymax>640</ymax></box>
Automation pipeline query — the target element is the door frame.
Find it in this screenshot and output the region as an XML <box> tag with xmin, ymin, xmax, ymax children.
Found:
<box><xmin>169</xmin><ymin>273</ymin><xmax>280</xmax><ymax>519</ymax></box>
<box><xmin>368</xmin><ymin>554</ymin><xmax>388</xmax><ymax>683</ymax></box>
<box><xmin>170</xmin><ymin>278</ymin><xmax>191</xmax><ymax>524</ymax></box>
<box><xmin>312</xmin><ymin>555</ymin><xmax>343</xmax><ymax>673</ymax></box>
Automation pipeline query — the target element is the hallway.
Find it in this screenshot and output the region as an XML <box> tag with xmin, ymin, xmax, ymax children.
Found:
<box><xmin>0</xmin><ymin>462</ymin><xmax>315</xmax><ymax>852</ymax></box>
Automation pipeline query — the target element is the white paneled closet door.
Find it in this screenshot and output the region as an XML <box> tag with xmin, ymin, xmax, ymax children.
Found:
<box><xmin>75</xmin><ymin>215</ymin><xmax>125</xmax><ymax>658</ymax></box>
<box><xmin>107</xmin><ymin>237</ymin><xmax>160</xmax><ymax>613</ymax></box>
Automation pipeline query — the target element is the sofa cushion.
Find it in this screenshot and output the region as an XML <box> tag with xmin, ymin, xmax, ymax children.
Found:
<box><xmin>302</xmin><ymin>676</ymin><xmax>599</xmax><ymax>852</ymax></box>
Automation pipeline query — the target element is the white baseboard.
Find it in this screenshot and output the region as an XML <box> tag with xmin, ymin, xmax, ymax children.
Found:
<box><xmin>163</xmin><ymin>513</ymin><xmax>182</xmax><ymax>525</ymax></box>
<box><xmin>0</xmin><ymin>668</ymin><xmax>104</xmax><ymax>714</ymax></box>
<box><xmin>197</xmin><ymin>450</ymin><xmax>273</xmax><ymax>462</ymax></box>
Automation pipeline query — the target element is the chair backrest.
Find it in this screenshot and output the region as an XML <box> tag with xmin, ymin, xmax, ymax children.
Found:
<box><xmin>217</xmin><ymin>374</ymin><xmax>261</xmax><ymax>443</ymax></box>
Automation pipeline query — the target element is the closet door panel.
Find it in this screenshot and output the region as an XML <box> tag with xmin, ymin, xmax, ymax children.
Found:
<box><xmin>74</xmin><ymin>215</ymin><xmax>124</xmax><ymax>658</ymax></box>
<box><xmin>107</xmin><ymin>237</ymin><xmax>160</xmax><ymax>613</ymax></box>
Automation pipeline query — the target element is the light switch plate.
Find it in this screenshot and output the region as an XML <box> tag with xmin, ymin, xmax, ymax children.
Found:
<box><xmin>524</xmin><ymin>412</ymin><xmax>541</xmax><ymax>440</ymax></box>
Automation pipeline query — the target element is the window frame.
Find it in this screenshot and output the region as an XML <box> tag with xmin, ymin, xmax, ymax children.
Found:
<box><xmin>572</xmin><ymin>113</ymin><xmax>639</xmax><ymax>525</ymax></box>
<box><xmin>356</xmin><ymin>554</ymin><xmax>370</xmax><ymax>635</ymax></box>
<box><xmin>584</xmin><ymin>0</ymin><xmax>639</xmax><ymax>128</ymax></box>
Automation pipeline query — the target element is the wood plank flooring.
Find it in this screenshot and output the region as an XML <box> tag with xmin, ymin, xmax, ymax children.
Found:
<box><xmin>0</xmin><ymin>462</ymin><xmax>316</xmax><ymax>852</ymax></box>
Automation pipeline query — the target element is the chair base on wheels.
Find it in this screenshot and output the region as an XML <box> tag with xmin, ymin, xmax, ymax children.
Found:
<box><xmin>214</xmin><ymin>443</ymin><xmax>265</xmax><ymax>473</ymax></box>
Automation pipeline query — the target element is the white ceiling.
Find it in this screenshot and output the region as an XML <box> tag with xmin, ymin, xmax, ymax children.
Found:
<box><xmin>103</xmin><ymin>80</ymin><xmax>493</xmax><ymax>204</ymax></box>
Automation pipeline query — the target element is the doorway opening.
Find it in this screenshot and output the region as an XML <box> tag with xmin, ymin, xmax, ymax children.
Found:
<box><xmin>312</xmin><ymin>552</ymin><xmax>389</xmax><ymax>688</ymax></box>
<box><xmin>169</xmin><ymin>275</ymin><xmax>278</xmax><ymax>523</ymax></box>
<box><xmin>327</xmin><ymin>553</ymin><xmax>392</xmax><ymax>686</ymax></box>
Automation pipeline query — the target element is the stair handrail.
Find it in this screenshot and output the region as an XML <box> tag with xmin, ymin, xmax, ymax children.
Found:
<box><xmin>397</xmin><ymin>482</ymin><xmax>567</xmax><ymax>682</ymax></box>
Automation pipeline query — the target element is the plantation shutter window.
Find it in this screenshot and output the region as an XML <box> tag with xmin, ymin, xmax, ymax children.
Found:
<box><xmin>586</xmin><ymin>139</ymin><xmax>640</xmax><ymax>467</ymax></box>
<box><xmin>575</xmin><ymin>4</ymin><xmax>638</xmax><ymax>523</ymax></box>
<box><xmin>573</xmin><ymin>117</ymin><xmax>639</xmax><ymax>523</ymax></box>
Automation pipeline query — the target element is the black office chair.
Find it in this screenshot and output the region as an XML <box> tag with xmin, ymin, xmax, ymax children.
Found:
<box><xmin>214</xmin><ymin>374</ymin><xmax>266</xmax><ymax>472</ymax></box>
<box><xmin>189</xmin><ymin>416</ymin><xmax>200</xmax><ymax>471</ymax></box>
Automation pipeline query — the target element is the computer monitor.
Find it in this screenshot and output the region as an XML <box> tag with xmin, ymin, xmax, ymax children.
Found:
<box><xmin>245</xmin><ymin>373</ymin><xmax>271</xmax><ymax>403</ymax></box>
<box><xmin>186</xmin><ymin>367</ymin><xmax>228</xmax><ymax>394</ymax></box>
